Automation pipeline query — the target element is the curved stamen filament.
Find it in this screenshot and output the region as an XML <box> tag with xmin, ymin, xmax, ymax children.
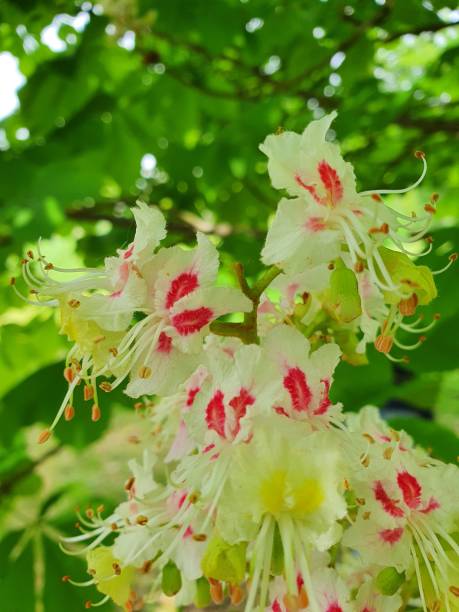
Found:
<box><xmin>360</xmin><ymin>154</ymin><xmax>427</xmax><ymax>197</ymax></box>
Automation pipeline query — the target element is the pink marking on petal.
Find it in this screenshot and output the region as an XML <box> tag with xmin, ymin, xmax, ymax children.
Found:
<box><xmin>123</xmin><ymin>243</ymin><xmax>135</xmax><ymax>260</ymax></box>
<box><xmin>156</xmin><ymin>331</ymin><xmax>173</xmax><ymax>354</ymax></box>
<box><xmin>165</xmin><ymin>272</ymin><xmax>199</xmax><ymax>309</ymax></box>
<box><xmin>317</xmin><ymin>160</ymin><xmax>343</xmax><ymax>205</ymax></box>
<box><xmin>228</xmin><ymin>387</ymin><xmax>255</xmax><ymax>437</ymax></box>
<box><xmin>314</xmin><ymin>378</ymin><xmax>332</xmax><ymax>415</ymax></box>
<box><xmin>306</xmin><ymin>216</ymin><xmax>327</xmax><ymax>232</ymax></box>
<box><xmin>420</xmin><ymin>497</ymin><xmax>440</xmax><ymax>514</ymax></box>
<box><xmin>183</xmin><ymin>525</ymin><xmax>193</xmax><ymax>539</ymax></box>
<box><xmin>295</xmin><ymin>174</ymin><xmax>324</xmax><ymax>204</ymax></box>
<box><xmin>110</xmin><ymin>261</ymin><xmax>130</xmax><ymax>297</ymax></box>
<box><xmin>186</xmin><ymin>387</ymin><xmax>200</xmax><ymax>407</ymax></box>
<box><xmin>203</xmin><ymin>443</ymin><xmax>215</xmax><ymax>454</ymax></box>
<box><xmin>379</xmin><ymin>527</ymin><xmax>404</xmax><ymax>545</ymax></box>
<box><xmin>397</xmin><ymin>471</ymin><xmax>422</xmax><ymax>510</ymax></box>
<box><xmin>283</xmin><ymin>367</ymin><xmax>312</xmax><ymax>412</ymax></box>
<box><xmin>205</xmin><ymin>390</ymin><xmax>226</xmax><ymax>438</ymax></box>
<box><xmin>171</xmin><ymin>307</ymin><xmax>213</xmax><ymax>336</ymax></box>
<box><xmin>327</xmin><ymin>604</ymin><xmax>343</xmax><ymax>612</ymax></box>
<box><xmin>373</xmin><ymin>481</ymin><xmax>404</xmax><ymax>517</ymax></box>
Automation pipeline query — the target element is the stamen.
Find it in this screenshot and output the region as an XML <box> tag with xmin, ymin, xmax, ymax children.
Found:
<box><xmin>432</xmin><ymin>253</ymin><xmax>457</xmax><ymax>275</ymax></box>
<box><xmin>360</xmin><ymin>152</ymin><xmax>427</xmax><ymax>197</ymax></box>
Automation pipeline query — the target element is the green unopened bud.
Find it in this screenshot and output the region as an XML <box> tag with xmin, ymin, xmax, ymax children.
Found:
<box><xmin>161</xmin><ymin>560</ymin><xmax>182</xmax><ymax>596</ymax></box>
<box><xmin>379</xmin><ymin>247</ymin><xmax>437</xmax><ymax>306</ymax></box>
<box><xmin>201</xmin><ymin>533</ymin><xmax>247</xmax><ymax>584</ymax></box>
<box><xmin>324</xmin><ymin>264</ymin><xmax>362</xmax><ymax>323</ymax></box>
<box><xmin>375</xmin><ymin>566</ymin><xmax>405</xmax><ymax>596</ymax></box>
<box><xmin>194</xmin><ymin>577</ymin><xmax>212</xmax><ymax>608</ymax></box>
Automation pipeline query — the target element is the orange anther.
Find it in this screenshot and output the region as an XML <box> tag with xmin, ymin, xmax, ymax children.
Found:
<box><xmin>91</xmin><ymin>404</ymin><xmax>101</xmax><ymax>422</ymax></box>
<box><xmin>38</xmin><ymin>429</ymin><xmax>51</xmax><ymax>444</ymax></box>
<box><xmin>64</xmin><ymin>405</ymin><xmax>75</xmax><ymax>421</ymax></box>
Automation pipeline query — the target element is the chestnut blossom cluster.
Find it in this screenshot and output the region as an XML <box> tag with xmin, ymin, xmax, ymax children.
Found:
<box><xmin>14</xmin><ymin>112</ymin><xmax>458</xmax><ymax>612</ymax></box>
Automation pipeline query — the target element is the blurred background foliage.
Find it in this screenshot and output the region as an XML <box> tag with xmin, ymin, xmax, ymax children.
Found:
<box><xmin>0</xmin><ymin>0</ymin><xmax>458</xmax><ymax>609</ymax></box>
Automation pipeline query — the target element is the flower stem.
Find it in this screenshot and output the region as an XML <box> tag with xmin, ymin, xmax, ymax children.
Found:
<box><xmin>210</xmin><ymin>264</ymin><xmax>282</xmax><ymax>344</ymax></box>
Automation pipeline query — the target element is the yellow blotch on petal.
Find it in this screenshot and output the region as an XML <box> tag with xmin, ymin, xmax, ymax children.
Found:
<box><xmin>86</xmin><ymin>546</ymin><xmax>134</xmax><ymax>606</ymax></box>
<box><xmin>259</xmin><ymin>470</ymin><xmax>324</xmax><ymax>517</ymax></box>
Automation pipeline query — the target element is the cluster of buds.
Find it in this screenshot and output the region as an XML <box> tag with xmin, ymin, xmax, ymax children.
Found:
<box><xmin>15</xmin><ymin>112</ymin><xmax>458</xmax><ymax>611</ymax></box>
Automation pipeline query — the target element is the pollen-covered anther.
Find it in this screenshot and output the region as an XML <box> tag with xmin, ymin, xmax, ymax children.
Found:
<box><xmin>85</xmin><ymin>601</ymin><xmax>92</xmax><ymax>609</ymax></box>
<box><xmin>189</xmin><ymin>492</ymin><xmax>199</xmax><ymax>504</ymax></box>
<box><xmin>356</xmin><ymin>497</ymin><xmax>366</xmax><ymax>506</ymax></box>
<box><xmin>209</xmin><ymin>579</ymin><xmax>224</xmax><ymax>605</ymax></box>
<box><xmin>44</xmin><ymin>262</ymin><xmax>54</xmax><ymax>270</ymax></box>
<box><xmin>112</xmin><ymin>563</ymin><xmax>121</xmax><ymax>576</ymax></box>
<box><xmin>139</xmin><ymin>366</ymin><xmax>151</xmax><ymax>379</ymax></box>
<box><xmin>431</xmin><ymin>192</ymin><xmax>439</xmax><ymax>203</ymax></box>
<box><xmin>371</xmin><ymin>193</ymin><xmax>382</xmax><ymax>202</ymax></box>
<box><xmin>99</xmin><ymin>382</ymin><xmax>112</xmax><ymax>392</ymax></box>
<box><xmin>229</xmin><ymin>584</ymin><xmax>245</xmax><ymax>606</ymax></box>
<box><xmin>84</xmin><ymin>385</ymin><xmax>94</xmax><ymax>401</ymax></box>
<box><xmin>97</xmin><ymin>504</ymin><xmax>105</xmax><ymax>513</ymax></box>
<box><xmin>360</xmin><ymin>454</ymin><xmax>370</xmax><ymax>468</ymax></box>
<box><xmin>38</xmin><ymin>429</ymin><xmax>52</xmax><ymax>444</ymax></box>
<box><xmin>91</xmin><ymin>404</ymin><xmax>101</xmax><ymax>422</ymax></box>
<box><xmin>383</xmin><ymin>447</ymin><xmax>394</xmax><ymax>460</ymax></box>
<box><xmin>141</xmin><ymin>560</ymin><xmax>153</xmax><ymax>574</ymax></box>
<box><xmin>414</xmin><ymin>150</ymin><xmax>425</xmax><ymax>159</ymax></box>
<box><xmin>362</xmin><ymin>511</ymin><xmax>371</xmax><ymax>520</ymax></box>
<box><xmin>283</xmin><ymin>593</ymin><xmax>300</xmax><ymax>612</ymax></box>
<box><xmin>398</xmin><ymin>293</ymin><xmax>418</xmax><ymax>316</ymax></box>
<box><xmin>64</xmin><ymin>366</ymin><xmax>75</xmax><ymax>383</ymax></box>
<box><xmin>86</xmin><ymin>508</ymin><xmax>94</xmax><ymax>519</ymax></box>
<box><xmin>369</xmin><ymin>223</ymin><xmax>389</xmax><ymax>235</ymax></box>
<box><xmin>64</xmin><ymin>405</ymin><xmax>75</xmax><ymax>421</ymax></box>
<box><xmin>9</xmin><ymin>277</ymin><xmax>16</xmax><ymax>286</ymax></box>
<box><xmin>136</xmin><ymin>515</ymin><xmax>148</xmax><ymax>526</ymax></box>
<box><xmin>375</xmin><ymin>334</ymin><xmax>393</xmax><ymax>354</ymax></box>
<box><xmin>450</xmin><ymin>253</ymin><xmax>458</xmax><ymax>263</ymax></box>
<box><xmin>327</xmin><ymin>262</ymin><xmax>335</xmax><ymax>270</ymax></box>
<box><xmin>434</xmin><ymin>313</ymin><xmax>441</xmax><ymax>320</ymax></box>
<box><xmin>68</xmin><ymin>299</ymin><xmax>80</xmax><ymax>309</ymax></box>
<box><xmin>27</xmin><ymin>250</ymin><xmax>34</xmax><ymax>259</ymax></box>
<box><xmin>192</xmin><ymin>533</ymin><xmax>207</xmax><ymax>542</ymax></box>
<box><xmin>124</xmin><ymin>476</ymin><xmax>135</xmax><ymax>492</ymax></box>
<box><xmin>424</xmin><ymin>203</ymin><xmax>436</xmax><ymax>214</ymax></box>
<box><xmin>94</xmin><ymin>335</ymin><xmax>106</xmax><ymax>344</ymax></box>
<box><xmin>363</xmin><ymin>433</ymin><xmax>375</xmax><ymax>444</ymax></box>
<box><xmin>108</xmin><ymin>347</ymin><xmax>118</xmax><ymax>357</ymax></box>
<box><xmin>354</xmin><ymin>261</ymin><xmax>364</xmax><ymax>273</ymax></box>
<box><xmin>450</xmin><ymin>586</ymin><xmax>459</xmax><ymax>598</ymax></box>
<box><xmin>419</xmin><ymin>335</ymin><xmax>427</xmax><ymax>343</ymax></box>
<box><xmin>62</xmin><ymin>575</ymin><xmax>70</xmax><ymax>583</ymax></box>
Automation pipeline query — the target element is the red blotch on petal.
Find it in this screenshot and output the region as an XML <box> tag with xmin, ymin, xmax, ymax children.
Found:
<box><xmin>420</xmin><ymin>497</ymin><xmax>440</xmax><ymax>514</ymax></box>
<box><xmin>228</xmin><ymin>387</ymin><xmax>255</xmax><ymax>437</ymax></box>
<box><xmin>205</xmin><ymin>391</ymin><xmax>226</xmax><ymax>438</ymax></box>
<box><xmin>186</xmin><ymin>387</ymin><xmax>200</xmax><ymax>407</ymax></box>
<box><xmin>314</xmin><ymin>378</ymin><xmax>332</xmax><ymax>415</ymax></box>
<box><xmin>397</xmin><ymin>471</ymin><xmax>422</xmax><ymax>510</ymax></box>
<box><xmin>166</xmin><ymin>272</ymin><xmax>199</xmax><ymax>309</ymax></box>
<box><xmin>110</xmin><ymin>261</ymin><xmax>130</xmax><ymax>297</ymax></box>
<box><xmin>123</xmin><ymin>243</ymin><xmax>135</xmax><ymax>260</ymax></box>
<box><xmin>183</xmin><ymin>525</ymin><xmax>193</xmax><ymax>539</ymax></box>
<box><xmin>274</xmin><ymin>405</ymin><xmax>289</xmax><ymax>417</ymax></box>
<box><xmin>283</xmin><ymin>367</ymin><xmax>312</xmax><ymax>412</ymax></box>
<box><xmin>295</xmin><ymin>175</ymin><xmax>324</xmax><ymax>204</ymax></box>
<box><xmin>327</xmin><ymin>604</ymin><xmax>343</xmax><ymax>612</ymax></box>
<box><xmin>156</xmin><ymin>332</ymin><xmax>173</xmax><ymax>354</ymax></box>
<box><xmin>171</xmin><ymin>307</ymin><xmax>213</xmax><ymax>336</ymax></box>
<box><xmin>306</xmin><ymin>216</ymin><xmax>327</xmax><ymax>233</ymax></box>
<box><xmin>373</xmin><ymin>481</ymin><xmax>404</xmax><ymax>518</ymax></box>
<box><xmin>272</xmin><ymin>600</ymin><xmax>282</xmax><ymax>612</ymax></box>
<box><xmin>317</xmin><ymin>160</ymin><xmax>343</xmax><ymax>205</ymax></box>
<box><xmin>379</xmin><ymin>527</ymin><xmax>404</xmax><ymax>545</ymax></box>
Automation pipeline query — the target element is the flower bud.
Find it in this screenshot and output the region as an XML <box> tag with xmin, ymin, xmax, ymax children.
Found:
<box><xmin>161</xmin><ymin>561</ymin><xmax>182</xmax><ymax>596</ymax></box>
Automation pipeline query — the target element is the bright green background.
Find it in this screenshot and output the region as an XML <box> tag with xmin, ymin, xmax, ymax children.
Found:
<box><xmin>0</xmin><ymin>0</ymin><xmax>458</xmax><ymax>609</ymax></box>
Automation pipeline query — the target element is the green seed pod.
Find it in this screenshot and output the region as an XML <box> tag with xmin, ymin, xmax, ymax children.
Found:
<box><xmin>161</xmin><ymin>560</ymin><xmax>182</xmax><ymax>596</ymax></box>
